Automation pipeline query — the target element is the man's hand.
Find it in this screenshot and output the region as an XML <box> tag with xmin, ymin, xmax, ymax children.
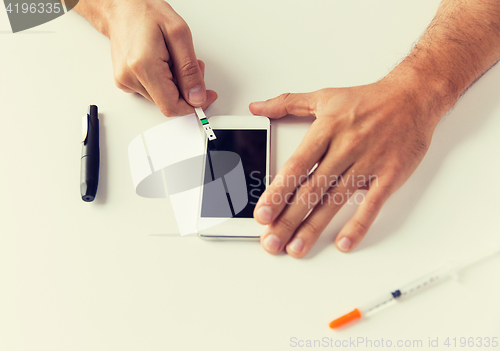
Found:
<box><xmin>250</xmin><ymin>77</ymin><xmax>440</xmax><ymax>257</ymax></box>
<box><xmin>250</xmin><ymin>0</ymin><xmax>500</xmax><ymax>257</ymax></box>
<box><xmin>76</xmin><ymin>0</ymin><xmax>217</xmax><ymax>116</ymax></box>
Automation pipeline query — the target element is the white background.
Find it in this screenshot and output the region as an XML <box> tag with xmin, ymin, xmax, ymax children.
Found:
<box><xmin>1</xmin><ymin>1</ymin><xmax>499</xmax><ymax>350</ymax></box>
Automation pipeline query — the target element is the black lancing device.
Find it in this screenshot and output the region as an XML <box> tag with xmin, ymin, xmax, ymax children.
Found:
<box><xmin>80</xmin><ymin>105</ymin><xmax>100</xmax><ymax>202</ymax></box>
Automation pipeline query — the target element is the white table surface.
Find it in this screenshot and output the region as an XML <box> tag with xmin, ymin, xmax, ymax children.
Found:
<box><xmin>1</xmin><ymin>1</ymin><xmax>500</xmax><ymax>350</ymax></box>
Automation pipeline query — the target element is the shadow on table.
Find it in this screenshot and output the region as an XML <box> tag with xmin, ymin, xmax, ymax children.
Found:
<box><xmin>93</xmin><ymin>113</ymin><xmax>108</xmax><ymax>205</ymax></box>
<box><xmin>0</xmin><ymin>30</ymin><xmax>56</xmax><ymax>34</ymax></box>
<box><xmin>303</xmin><ymin>64</ymin><xmax>500</xmax><ymax>259</ymax></box>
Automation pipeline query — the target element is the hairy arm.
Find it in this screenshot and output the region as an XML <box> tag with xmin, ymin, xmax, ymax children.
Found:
<box><xmin>395</xmin><ymin>0</ymin><xmax>500</xmax><ymax>122</ymax></box>
<box><xmin>250</xmin><ymin>0</ymin><xmax>500</xmax><ymax>257</ymax></box>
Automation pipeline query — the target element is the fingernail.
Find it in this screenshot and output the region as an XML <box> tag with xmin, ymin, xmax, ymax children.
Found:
<box><xmin>188</xmin><ymin>85</ymin><xmax>206</xmax><ymax>105</ymax></box>
<box><xmin>263</xmin><ymin>234</ymin><xmax>281</xmax><ymax>253</ymax></box>
<box><xmin>256</xmin><ymin>206</ymin><xmax>273</xmax><ymax>224</ymax></box>
<box><xmin>337</xmin><ymin>237</ymin><xmax>352</xmax><ymax>252</ymax></box>
<box><xmin>288</xmin><ymin>237</ymin><xmax>304</xmax><ymax>254</ymax></box>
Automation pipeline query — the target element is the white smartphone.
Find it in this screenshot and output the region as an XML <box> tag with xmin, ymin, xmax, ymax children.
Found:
<box><xmin>197</xmin><ymin>115</ymin><xmax>270</xmax><ymax>239</ymax></box>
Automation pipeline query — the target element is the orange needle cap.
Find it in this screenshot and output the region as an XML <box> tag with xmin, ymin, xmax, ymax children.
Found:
<box><xmin>329</xmin><ymin>309</ymin><xmax>362</xmax><ymax>329</ymax></box>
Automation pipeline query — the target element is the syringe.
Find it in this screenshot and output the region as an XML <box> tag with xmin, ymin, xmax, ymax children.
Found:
<box><xmin>329</xmin><ymin>246</ymin><xmax>500</xmax><ymax>329</ymax></box>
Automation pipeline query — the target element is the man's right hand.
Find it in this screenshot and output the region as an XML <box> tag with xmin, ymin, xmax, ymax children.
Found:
<box><xmin>77</xmin><ymin>0</ymin><xmax>217</xmax><ymax>116</ymax></box>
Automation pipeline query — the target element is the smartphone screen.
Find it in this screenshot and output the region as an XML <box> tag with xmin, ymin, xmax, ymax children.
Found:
<box><xmin>201</xmin><ymin>129</ymin><xmax>267</xmax><ymax>218</ymax></box>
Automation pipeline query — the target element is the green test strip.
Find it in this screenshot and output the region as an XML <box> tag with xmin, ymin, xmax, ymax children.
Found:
<box><xmin>195</xmin><ymin>107</ymin><xmax>217</xmax><ymax>141</ymax></box>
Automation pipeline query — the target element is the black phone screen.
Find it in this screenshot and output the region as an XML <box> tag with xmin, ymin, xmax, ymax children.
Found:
<box><xmin>201</xmin><ymin>129</ymin><xmax>267</xmax><ymax>218</ymax></box>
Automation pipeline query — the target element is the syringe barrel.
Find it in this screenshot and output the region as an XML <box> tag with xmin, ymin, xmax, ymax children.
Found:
<box><xmin>398</xmin><ymin>266</ymin><xmax>451</xmax><ymax>298</ymax></box>
<box><xmin>358</xmin><ymin>292</ymin><xmax>395</xmax><ymax>316</ymax></box>
<box><xmin>359</xmin><ymin>266</ymin><xmax>450</xmax><ymax>317</ymax></box>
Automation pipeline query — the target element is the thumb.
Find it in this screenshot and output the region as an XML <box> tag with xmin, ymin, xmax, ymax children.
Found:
<box><xmin>249</xmin><ymin>92</ymin><xmax>319</xmax><ymax>119</ymax></box>
<box><xmin>176</xmin><ymin>54</ymin><xmax>206</xmax><ymax>107</ymax></box>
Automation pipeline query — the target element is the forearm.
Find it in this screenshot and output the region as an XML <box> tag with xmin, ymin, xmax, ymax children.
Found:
<box><xmin>389</xmin><ymin>0</ymin><xmax>500</xmax><ymax>124</ymax></box>
<box><xmin>73</xmin><ymin>0</ymin><xmax>116</xmax><ymax>37</ymax></box>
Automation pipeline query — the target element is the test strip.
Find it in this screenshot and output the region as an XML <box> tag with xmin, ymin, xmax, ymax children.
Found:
<box><xmin>195</xmin><ymin>107</ymin><xmax>217</xmax><ymax>141</ymax></box>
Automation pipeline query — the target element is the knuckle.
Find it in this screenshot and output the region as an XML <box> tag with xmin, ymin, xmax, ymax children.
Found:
<box><xmin>300</xmin><ymin>218</ymin><xmax>319</xmax><ymax>236</ymax></box>
<box><xmin>286</xmin><ymin>156</ymin><xmax>309</xmax><ymax>177</ymax></box>
<box><xmin>301</xmin><ymin>182</ymin><xmax>316</xmax><ymax>196</ymax></box>
<box><xmin>378</xmin><ymin>183</ymin><xmax>392</xmax><ymax>199</ymax></box>
<box><xmin>114</xmin><ymin>78</ymin><xmax>127</xmax><ymax>91</ymax></box>
<box><xmin>177</xmin><ymin>59</ymin><xmax>200</xmax><ymax>80</ymax></box>
<box><xmin>386</xmin><ymin>162</ymin><xmax>404</xmax><ymax>179</ymax></box>
<box><xmin>279</xmin><ymin>93</ymin><xmax>292</xmax><ymax>102</ymax></box>
<box><xmin>364</xmin><ymin>197</ymin><xmax>382</xmax><ymax>217</ymax></box>
<box><xmin>366</xmin><ymin>185</ymin><xmax>392</xmax><ymax>213</ymax></box>
<box><xmin>329</xmin><ymin>186</ymin><xmax>342</xmax><ymax>196</ymax></box>
<box><xmin>168</xmin><ymin>20</ymin><xmax>190</xmax><ymax>40</ymax></box>
<box><xmin>325</xmin><ymin>186</ymin><xmax>345</xmax><ymax>206</ymax></box>
<box><xmin>113</xmin><ymin>68</ymin><xmax>130</xmax><ymax>86</ymax></box>
<box><xmin>159</xmin><ymin>105</ymin><xmax>175</xmax><ymax>117</ymax></box>
<box><xmin>351</xmin><ymin>218</ymin><xmax>368</xmax><ymax>234</ymax></box>
<box><xmin>260</xmin><ymin>187</ymin><xmax>276</xmax><ymax>203</ymax></box>
<box><xmin>340</xmin><ymin>133</ymin><xmax>363</xmax><ymax>156</ymax></box>
<box><xmin>126</xmin><ymin>57</ymin><xmax>144</xmax><ymax>76</ymax></box>
<box><xmin>338</xmin><ymin>147</ymin><xmax>354</xmax><ymax>160</ymax></box>
<box><xmin>264</xmin><ymin>188</ymin><xmax>284</xmax><ymax>207</ymax></box>
<box><xmin>299</xmin><ymin>182</ymin><xmax>319</xmax><ymax>204</ymax></box>
<box><xmin>275</xmin><ymin>215</ymin><xmax>297</xmax><ymax>233</ymax></box>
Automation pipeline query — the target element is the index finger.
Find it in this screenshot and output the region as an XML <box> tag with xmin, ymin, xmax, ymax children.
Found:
<box><xmin>137</xmin><ymin>60</ymin><xmax>217</xmax><ymax>116</ymax></box>
<box><xmin>137</xmin><ymin>59</ymin><xmax>196</xmax><ymax>116</ymax></box>
<box><xmin>131</xmin><ymin>25</ymin><xmax>215</xmax><ymax>116</ymax></box>
<box><xmin>125</xmin><ymin>23</ymin><xmax>194</xmax><ymax>116</ymax></box>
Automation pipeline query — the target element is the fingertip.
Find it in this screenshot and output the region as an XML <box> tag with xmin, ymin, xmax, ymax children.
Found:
<box><xmin>249</xmin><ymin>101</ymin><xmax>265</xmax><ymax>115</ymax></box>
<box><xmin>254</xmin><ymin>205</ymin><xmax>273</xmax><ymax>225</ymax></box>
<box><xmin>261</xmin><ymin>234</ymin><xmax>282</xmax><ymax>254</ymax></box>
<box><xmin>336</xmin><ymin>236</ymin><xmax>353</xmax><ymax>253</ymax></box>
<box><xmin>200</xmin><ymin>90</ymin><xmax>218</xmax><ymax>110</ymax></box>
<box><xmin>249</xmin><ymin>98</ymin><xmax>290</xmax><ymax>119</ymax></box>
<box><xmin>286</xmin><ymin>237</ymin><xmax>307</xmax><ymax>258</ymax></box>
<box><xmin>207</xmin><ymin>89</ymin><xmax>218</xmax><ymax>102</ymax></box>
<box><xmin>286</xmin><ymin>249</ymin><xmax>306</xmax><ymax>259</ymax></box>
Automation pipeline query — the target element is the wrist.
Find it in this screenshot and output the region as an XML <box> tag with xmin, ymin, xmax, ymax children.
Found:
<box><xmin>106</xmin><ymin>1</ymin><xmax>157</xmax><ymax>41</ymax></box>
<box><xmin>74</xmin><ymin>0</ymin><xmax>116</xmax><ymax>38</ymax></box>
<box><xmin>384</xmin><ymin>58</ymin><xmax>461</xmax><ymax>128</ymax></box>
